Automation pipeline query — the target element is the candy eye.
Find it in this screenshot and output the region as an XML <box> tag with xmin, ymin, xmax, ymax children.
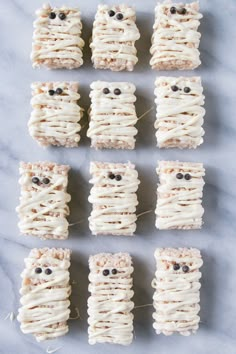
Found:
<box><xmin>176</xmin><ymin>173</ymin><xmax>183</xmax><ymax>180</ymax></box>
<box><xmin>115</xmin><ymin>175</ymin><xmax>122</xmax><ymax>181</ymax></box>
<box><xmin>32</xmin><ymin>176</ymin><xmax>40</xmax><ymax>184</ymax></box>
<box><xmin>173</xmin><ymin>264</ymin><xmax>180</xmax><ymax>271</ymax></box>
<box><xmin>184</xmin><ymin>173</ymin><xmax>192</xmax><ymax>180</ymax></box>
<box><xmin>108</xmin><ymin>172</ymin><xmax>115</xmax><ymax>180</ymax></box>
<box><xmin>103</xmin><ymin>88</ymin><xmax>110</xmax><ymax>94</ymax></box>
<box><xmin>182</xmin><ymin>265</ymin><xmax>190</xmax><ymax>273</ymax></box>
<box><xmin>184</xmin><ymin>87</ymin><xmax>191</xmax><ymax>93</ymax></box>
<box><xmin>116</xmin><ymin>13</ymin><xmax>124</xmax><ymax>20</ymax></box>
<box><xmin>42</xmin><ymin>177</ymin><xmax>50</xmax><ymax>184</ymax></box>
<box><xmin>48</xmin><ymin>89</ymin><xmax>55</xmax><ymax>96</ymax></box>
<box><xmin>55</xmin><ymin>88</ymin><xmax>63</xmax><ymax>95</ymax></box>
<box><xmin>35</xmin><ymin>267</ymin><xmax>42</xmax><ymax>274</ymax></box>
<box><xmin>108</xmin><ymin>10</ymin><xmax>115</xmax><ymax>17</ymax></box>
<box><xmin>114</xmin><ymin>88</ymin><xmax>121</xmax><ymax>95</ymax></box>
<box><xmin>45</xmin><ymin>268</ymin><xmax>52</xmax><ymax>275</ymax></box>
<box><xmin>171</xmin><ymin>85</ymin><xmax>179</xmax><ymax>92</ymax></box>
<box><xmin>103</xmin><ymin>269</ymin><xmax>110</xmax><ymax>276</ymax></box>
<box><xmin>178</xmin><ymin>8</ymin><xmax>187</xmax><ymax>15</ymax></box>
<box><xmin>49</xmin><ymin>12</ymin><xmax>56</xmax><ymax>19</ymax></box>
<box><xmin>170</xmin><ymin>6</ymin><xmax>176</xmax><ymax>14</ymax></box>
<box><xmin>111</xmin><ymin>268</ymin><xmax>117</xmax><ymax>275</ymax></box>
<box><xmin>59</xmin><ymin>12</ymin><xmax>66</xmax><ymax>20</ymax></box>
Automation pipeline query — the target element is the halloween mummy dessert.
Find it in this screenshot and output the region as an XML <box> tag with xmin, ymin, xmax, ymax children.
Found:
<box><xmin>87</xmin><ymin>81</ymin><xmax>138</xmax><ymax>149</ymax></box>
<box><xmin>150</xmin><ymin>2</ymin><xmax>203</xmax><ymax>70</ymax></box>
<box><xmin>90</xmin><ymin>4</ymin><xmax>140</xmax><ymax>71</ymax></box>
<box><xmin>88</xmin><ymin>253</ymin><xmax>134</xmax><ymax>345</ymax></box>
<box><xmin>28</xmin><ymin>82</ymin><xmax>83</xmax><ymax>147</ymax></box>
<box><xmin>154</xmin><ymin>77</ymin><xmax>205</xmax><ymax>148</ymax></box>
<box><xmin>152</xmin><ymin>248</ymin><xmax>203</xmax><ymax>335</ymax></box>
<box><xmin>88</xmin><ymin>162</ymin><xmax>140</xmax><ymax>236</ymax></box>
<box><xmin>155</xmin><ymin>161</ymin><xmax>205</xmax><ymax>229</ymax></box>
<box><xmin>16</xmin><ymin>162</ymin><xmax>71</xmax><ymax>240</ymax></box>
<box><xmin>17</xmin><ymin>248</ymin><xmax>71</xmax><ymax>341</ymax></box>
<box><xmin>31</xmin><ymin>4</ymin><xmax>84</xmax><ymax>69</ymax></box>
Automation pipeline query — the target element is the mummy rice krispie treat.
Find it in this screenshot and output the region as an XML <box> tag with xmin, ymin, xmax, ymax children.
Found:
<box><xmin>154</xmin><ymin>77</ymin><xmax>205</xmax><ymax>148</ymax></box>
<box><xmin>88</xmin><ymin>162</ymin><xmax>140</xmax><ymax>236</ymax></box>
<box><xmin>152</xmin><ymin>248</ymin><xmax>203</xmax><ymax>336</ymax></box>
<box><xmin>28</xmin><ymin>82</ymin><xmax>83</xmax><ymax>147</ymax></box>
<box><xmin>16</xmin><ymin>162</ymin><xmax>71</xmax><ymax>240</ymax></box>
<box><xmin>31</xmin><ymin>4</ymin><xmax>84</xmax><ymax>69</ymax></box>
<box><xmin>90</xmin><ymin>4</ymin><xmax>140</xmax><ymax>71</ymax></box>
<box><xmin>87</xmin><ymin>81</ymin><xmax>138</xmax><ymax>149</ymax></box>
<box><xmin>18</xmin><ymin>248</ymin><xmax>71</xmax><ymax>341</ymax></box>
<box><xmin>150</xmin><ymin>1</ymin><xmax>203</xmax><ymax>70</ymax></box>
<box><xmin>88</xmin><ymin>253</ymin><xmax>134</xmax><ymax>345</ymax></box>
<box><xmin>156</xmin><ymin>161</ymin><xmax>205</xmax><ymax>229</ymax></box>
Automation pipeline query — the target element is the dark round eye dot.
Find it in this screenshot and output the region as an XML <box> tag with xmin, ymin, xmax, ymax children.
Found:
<box><xmin>176</xmin><ymin>173</ymin><xmax>183</xmax><ymax>179</ymax></box>
<box><xmin>42</xmin><ymin>177</ymin><xmax>50</xmax><ymax>184</ymax></box>
<box><xmin>108</xmin><ymin>173</ymin><xmax>115</xmax><ymax>179</ymax></box>
<box><xmin>103</xmin><ymin>88</ymin><xmax>110</xmax><ymax>94</ymax></box>
<box><xmin>171</xmin><ymin>85</ymin><xmax>179</xmax><ymax>92</ymax></box>
<box><xmin>59</xmin><ymin>12</ymin><xmax>66</xmax><ymax>20</ymax></box>
<box><xmin>48</xmin><ymin>89</ymin><xmax>55</xmax><ymax>96</ymax></box>
<box><xmin>178</xmin><ymin>8</ymin><xmax>187</xmax><ymax>15</ymax></box>
<box><xmin>45</xmin><ymin>268</ymin><xmax>52</xmax><ymax>275</ymax></box>
<box><xmin>55</xmin><ymin>88</ymin><xmax>63</xmax><ymax>95</ymax></box>
<box><xmin>103</xmin><ymin>269</ymin><xmax>109</xmax><ymax>276</ymax></box>
<box><xmin>173</xmin><ymin>264</ymin><xmax>180</xmax><ymax>271</ymax></box>
<box><xmin>170</xmin><ymin>6</ymin><xmax>177</xmax><ymax>14</ymax></box>
<box><xmin>115</xmin><ymin>175</ymin><xmax>122</xmax><ymax>181</ymax></box>
<box><xmin>114</xmin><ymin>88</ymin><xmax>121</xmax><ymax>95</ymax></box>
<box><xmin>108</xmin><ymin>10</ymin><xmax>115</xmax><ymax>17</ymax></box>
<box><xmin>182</xmin><ymin>265</ymin><xmax>190</xmax><ymax>273</ymax></box>
<box><xmin>185</xmin><ymin>173</ymin><xmax>192</xmax><ymax>180</ymax></box>
<box><xmin>116</xmin><ymin>13</ymin><xmax>124</xmax><ymax>20</ymax></box>
<box><xmin>111</xmin><ymin>268</ymin><xmax>117</xmax><ymax>275</ymax></box>
<box><xmin>32</xmin><ymin>176</ymin><xmax>39</xmax><ymax>184</ymax></box>
<box><xmin>35</xmin><ymin>267</ymin><xmax>42</xmax><ymax>274</ymax></box>
<box><xmin>184</xmin><ymin>87</ymin><xmax>191</xmax><ymax>93</ymax></box>
<box><xmin>49</xmin><ymin>12</ymin><xmax>56</xmax><ymax>19</ymax></box>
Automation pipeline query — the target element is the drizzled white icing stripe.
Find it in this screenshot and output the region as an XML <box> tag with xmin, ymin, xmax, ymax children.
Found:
<box><xmin>90</xmin><ymin>4</ymin><xmax>140</xmax><ymax>71</ymax></box>
<box><xmin>31</xmin><ymin>4</ymin><xmax>84</xmax><ymax>69</ymax></box>
<box><xmin>155</xmin><ymin>161</ymin><xmax>205</xmax><ymax>229</ymax></box>
<box><xmin>29</xmin><ymin>82</ymin><xmax>83</xmax><ymax>147</ymax></box>
<box><xmin>17</xmin><ymin>248</ymin><xmax>71</xmax><ymax>342</ymax></box>
<box><xmin>16</xmin><ymin>162</ymin><xmax>71</xmax><ymax>240</ymax></box>
<box><xmin>154</xmin><ymin>77</ymin><xmax>205</xmax><ymax>148</ymax></box>
<box><xmin>87</xmin><ymin>81</ymin><xmax>138</xmax><ymax>149</ymax></box>
<box><xmin>152</xmin><ymin>248</ymin><xmax>203</xmax><ymax>336</ymax></box>
<box><xmin>150</xmin><ymin>1</ymin><xmax>202</xmax><ymax>70</ymax></box>
<box><xmin>88</xmin><ymin>253</ymin><xmax>134</xmax><ymax>345</ymax></box>
<box><xmin>88</xmin><ymin>162</ymin><xmax>140</xmax><ymax>236</ymax></box>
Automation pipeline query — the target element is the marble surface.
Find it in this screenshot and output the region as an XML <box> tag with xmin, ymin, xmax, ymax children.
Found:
<box><xmin>0</xmin><ymin>0</ymin><xmax>236</xmax><ymax>353</ymax></box>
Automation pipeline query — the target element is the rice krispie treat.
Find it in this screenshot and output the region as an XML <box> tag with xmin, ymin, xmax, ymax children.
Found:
<box><xmin>154</xmin><ymin>77</ymin><xmax>205</xmax><ymax>148</ymax></box>
<box><xmin>152</xmin><ymin>248</ymin><xmax>203</xmax><ymax>335</ymax></box>
<box><xmin>150</xmin><ymin>1</ymin><xmax>203</xmax><ymax>70</ymax></box>
<box><xmin>88</xmin><ymin>162</ymin><xmax>140</xmax><ymax>236</ymax></box>
<box><xmin>88</xmin><ymin>253</ymin><xmax>134</xmax><ymax>345</ymax></box>
<box><xmin>90</xmin><ymin>4</ymin><xmax>140</xmax><ymax>71</ymax></box>
<box><xmin>31</xmin><ymin>4</ymin><xmax>84</xmax><ymax>69</ymax></box>
<box><xmin>87</xmin><ymin>81</ymin><xmax>138</xmax><ymax>149</ymax></box>
<box><xmin>28</xmin><ymin>82</ymin><xmax>83</xmax><ymax>147</ymax></box>
<box><xmin>17</xmin><ymin>248</ymin><xmax>71</xmax><ymax>342</ymax></box>
<box><xmin>16</xmin><ymin>162</ymin><xmax>71</xmax><ymax>240</ymax></box>
<box><xmin>156</xmin><ymin>161</ymin><xmax>205</xmax><ymax>229</ymax></box>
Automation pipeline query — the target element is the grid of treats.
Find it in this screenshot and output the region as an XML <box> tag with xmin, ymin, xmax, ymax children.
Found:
<box><xmin>17</xmin><ymin>248</ymin><xmax>71</xmax><ymax>342</ymax></box>
<box><xmin>88</xmin><ymin>161</ymin><xmax>140</xmax><ymax>236</ymax></box>
<box><xmin>155</xmin><ymin>161</ymin><xmax>205</xmax><ymax>230</ymax></box>
<box><xmin>154</xmin><ymin>76</ymin><xmax>205</xmax><ymax>148</ymax></box>
<box><xmin>90</xmin><ymin>4</ymin><xmax>140</xmax><ymax>71</ymax></box>
<box><xmin>152</xmin><ymin>248</ymin><xmax>203</xmax><ymax>335</ymax></box>
<box><xmin>150</xmin><ymin>1</ymin><xmax>203</xmax><ymax>70</ymax></box>
<box><xmin>16</xmin><ymin>162</ymin><xmax>71</xmax><ymax>240</ymax></box>
<box><xmin>88</xmin><ymin>253</ymin><xmax>134</xmax><ymax>345</ymax></box>
<box><xmin>31</xmin><ymin>4</ymin><xmax>84</xmax><ymax>69</ymax></box>
<box><xmin>28</xmin><ymin>82</ymin><xmax>83</xmax><ymax>147</ymax></box>
<box><xmin>87</xmin><ymin>81</ymin><xmax>138</xmax><ymax>149</ymax></box>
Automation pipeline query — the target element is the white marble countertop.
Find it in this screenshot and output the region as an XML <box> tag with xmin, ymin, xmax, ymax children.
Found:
<box><xmin>1</xmin><ymin>0</ymin><xmax>236</xmax><ymax>353</ymax></box>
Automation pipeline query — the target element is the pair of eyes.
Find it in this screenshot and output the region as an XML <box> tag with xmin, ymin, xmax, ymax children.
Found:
<box><xmin>102</xmin><ymin>268</ymin><xmax>118</xmax><ymax>276</ymax></box>
<box><xmin>108</xmin><ymin>173</ymin><xmax>122</xmax><ymax>181</ymax></box>
<box><xmin>173</xmin><ymin>264</ymin><xmax>190</xmax><ymax>273</ymax></box>
<box><xmin>170</xmin><ymin>6</ymin><xmax>187</xmax><ymax>15</ymax></box>
<box><xmin>32</xmin><ymin>176</ymin><xmax>50</xmax><ymax>185</ymax></box>
<box><xmin>49</xmin><ymin>12</ymin><xmax>66</xmax><ymax>20</ymax></box>
<box><xmin>108</xmin><ymin>10</ymin><xmax>124</xmax><ymax>20</ymax></box>
<box><xmin>176</xmin><ymin>173</ymin><xmax>192</xmax><ymax>181</ymax></box>
<box><xmin>103</xmin><ymin>87</ymin><xmax>121</xmax><ymax>95</ymax></box>
<box><xmin>35</xmin><ymin>267</ymin><xmax>52</xmax><ymax>275</ymax></box>
<box><xmin>171</xmin><ymin>86</ymin><xmax>191</xmax><ymax>93</ymax></box>
<box><xmin>48</xmin><ymin>88</ymin><xmax>63</xmax><ymax>96</ymax></box>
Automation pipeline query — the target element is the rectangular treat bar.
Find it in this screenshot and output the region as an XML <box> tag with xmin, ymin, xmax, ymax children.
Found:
<box><xmin>150</xmin><ymin>2</ymin><xmax>202</xmax><ymax>70</ymax></box>
<box><xmin>17</xmin><ymin>248</ymin><xmax>71</xmax><ymax>342</ymax></box>
<box><xmin>87</xmin><ymin>81</ymin><xmax>138</xmax><ymax>149</ymax></box>
<box><xmin>156</xmin><ymin>161</ymin><xmax>205</xmax><ymax>229</ymax></box>
<box><xmin>88</xmin><ymin>162</ymin><xmax>140</xmax><ymax>236</ymax></box>
<box><xmin>90</xmin><ymin>4</ymin><xmax>140</xmax><ymax>71</ymax></box>
<box><xmin>29</xmin><ymin>82</ymin><xmax>83</xmax><ymax>147</ymax></box>
<box><xmin>31</xmin><ymin>4</ymin><xmax>84</xmax><ymax>69</ymax></box>
<box><xmin>88</xmin><ymin>253</ymin><xmax>134</xmax><ymax>345</ymax></box>
<box><xmin>16</xmin><ymin>162</ymin><xmax>71</xmax><ymax>240</ymax></box>
<box><xmin>154</xmin><ymin>77</ymin><xmax>205</xmax><ymax>148</ymax></box>
<box><xmin>152</xmin><ymin>248</ymin><xmax>203</xmax><ymax>336</ymax></box>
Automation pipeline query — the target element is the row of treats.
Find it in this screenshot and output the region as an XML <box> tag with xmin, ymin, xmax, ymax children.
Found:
<box><xmin>16</xmin><ymin>1</ymin><xmax>205</xmax><ymax>346</ymax></box>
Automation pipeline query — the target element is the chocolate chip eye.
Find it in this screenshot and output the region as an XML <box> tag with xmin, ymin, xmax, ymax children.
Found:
<box><xmin>115</xmin><ymin>175</ymin><xmax>122</xmax><ymax>181</ymax></box>
<box><xmin>116</xmin><ymin>13</ymin><xmax>123</xmax><ymax>20</ymax></box>
<box><xmin>170</xmin><ymin>6</ymin><xmax>176</xmax><ymax>14</ymax></box>
<box><xmin>178</xmin><ymin>8</ymin><xmax>187</xmax><ymax>15</ymax></box>
<box><xmin>59</xmin><ymin>12</ymin><xmax>66</xmax><ymax>20</ymax></box>
<box><xmin>32</xmin><ymin>176</ymin><xmax>39</xmax><ymax>184</ymax></box>
<box><xmin>114</xmin><ymin>88</ymin><xmax>121</xmax><ymax>95</ymax></box>
<box><xmin>103</xmin><ymin>88</ymin><xmax>110</xmax><ymax>94</ymax></box>
<box><xmin>176</xmin><ymin>173</ymin><xmax>183</xmax><ymax>179</ymax></box>
<box><xmin>49</xmin><ymin>12</ymin><xmax>56</xmax><ymax>19</ymax></box>
<box><xmin>173</xmin><ymin>264</ymin><xmax>180</xmax><ymax>271</ymax></box>
<box><xmin>108</xmin><ymin>10</ymin><xmax>115</xmax><ymax>17</ymax></box>
<box><xmin>103</xmin><ymin>269</ymin><xmax>109</xmax><ymax>276</ymax></box>
<box><xmin>55</xmin><ymin>88</ymin><xmax>63</xmax><ymax>95</ymax></box>
<box><xmin>171</xmin><ymin>85</ymin><xmax>179</xmax><ymax>92</ymax></box>
<box><xmin>35</xmin><ymin>267</ymin><xmax>42</xmax><ymax>274</ymax></box>
<box><xmin>184</xmin><ymin>87</ymin><xmax>191</xmax><ymax>93</ymax></box>
<box><xmin>42</xmin><ymin>177</ymin><xmax>50</xmax><ymax>184</ymax></box>
<box><xmin>48</xmin><ymin>89</ymin><xmax>55</xmax><ymax>96</ymax></box>
<box><xmin>185</xmin><ymin>173</ymin><xmax>192</xmax><ymax>181</ymax></box>
<box><xmin>108</xmin><ymin>173</ymin><xmax>115</xmax><ymax>180</ymax></box>
<box><xmin>45</xmin><ymin>268</ymin><xmax>52</xmax><ymax>275</ymax></box>
<box><xmin>182</xmin><ymin>265</ymin><xmax>190</xmax><ymax>273</ymax></box>
<box><xmin>111</xmin><ymin>269</ymin><xmax>117</xmax><ymax>275</ymax></box>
